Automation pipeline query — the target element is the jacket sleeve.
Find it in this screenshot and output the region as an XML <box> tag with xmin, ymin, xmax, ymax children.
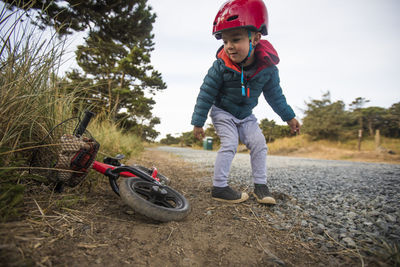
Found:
<box><xmin>262</xmin><ymin>66</ymin><xmax>295</xmax><ymax>122</ymax></box>
<box><xmin>191</xmin><ymin>60</ymin><xmax>223</xmax><ymax>127</ymax></box>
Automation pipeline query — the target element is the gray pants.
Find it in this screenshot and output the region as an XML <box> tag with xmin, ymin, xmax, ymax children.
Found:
<box><xmin>210</xmin><ymin>105</ymin><xmax>268</xmax><ymax>187</ymax></box>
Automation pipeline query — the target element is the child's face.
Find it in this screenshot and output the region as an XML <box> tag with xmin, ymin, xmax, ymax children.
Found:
<box><xmin>221</xmin><ymin>28</ymin><xmax>259</xmax><ymax>65</ymax></box>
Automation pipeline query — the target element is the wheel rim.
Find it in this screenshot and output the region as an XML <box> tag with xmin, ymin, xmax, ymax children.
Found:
<box><xmin>130</xmin><ymin>180</ymin><xmax>185</xmax><ymax>209</ymax></box>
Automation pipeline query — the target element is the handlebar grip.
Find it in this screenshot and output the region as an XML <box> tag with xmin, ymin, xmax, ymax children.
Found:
<box><xmin>75</xmin><ymin>110</ymin><xmax>95</xmax><ymax>137</ymax></box>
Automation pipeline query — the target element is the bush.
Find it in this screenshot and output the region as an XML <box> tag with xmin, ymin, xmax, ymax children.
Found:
<box><xmin>302</xmin><ymin>92</ymin><xmax>350</xmax><ymax>140</ymax></box>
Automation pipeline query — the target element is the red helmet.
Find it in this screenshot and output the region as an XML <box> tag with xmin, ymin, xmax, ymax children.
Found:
<box><xmin>213</xmin><ymin>0</ymin><xmax>269</xmax><ymax>39</ymax></box>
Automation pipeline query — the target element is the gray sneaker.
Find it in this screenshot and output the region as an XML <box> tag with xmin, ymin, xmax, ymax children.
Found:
<box><xmin>253</xmin><ymin>184</ymin><xmax>276</xmax><ymax>204</ymax></box>
<box><xmin>211</xmin><ymin>186</ymin><xmax>249</xmax><ymax>203</ymax></box>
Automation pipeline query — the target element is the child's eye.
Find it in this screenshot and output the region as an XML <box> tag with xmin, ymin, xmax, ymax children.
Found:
<box><xmin>223</xmin><ymin>38</ymin><xmax>242</xmax><ymax>45</ymax></box>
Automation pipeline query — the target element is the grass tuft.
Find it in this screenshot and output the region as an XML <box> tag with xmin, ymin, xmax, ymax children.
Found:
<box><xmin>89</xmin><ymin>116</ymin><xmax>143</xmax><ymax>159</ymax></box>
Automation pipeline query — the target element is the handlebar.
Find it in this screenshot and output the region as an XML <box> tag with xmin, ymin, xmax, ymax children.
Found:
<box><xmin>75</xmin><ymin>110</ymin><xmax>95</xmax><ymax>137</ymax></box>
<box><xmin>92</xmin><ymin>161</ymin><xmax>159</xmax><ymax>184</ymax></box>
<box><xmin>92</xmin><ymin>161</ymin><xmax>160</xmax><ymax>196</ymax></box>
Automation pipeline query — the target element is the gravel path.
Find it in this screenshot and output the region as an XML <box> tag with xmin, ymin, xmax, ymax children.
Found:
<box><xmin>153</xmin><ymin>146</ymin><xmax>400</xmax><ymax>253</ymax></box>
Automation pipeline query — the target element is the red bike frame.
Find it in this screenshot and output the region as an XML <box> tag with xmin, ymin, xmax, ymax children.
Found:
<box><xmin>92</xmin><ymin>161</ymin><xmax>160</xmax><ymax>181</ymax></box>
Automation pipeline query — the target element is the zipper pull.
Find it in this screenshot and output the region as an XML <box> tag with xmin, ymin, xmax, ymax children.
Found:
<box><xmin>240</xmin><ymin>65</ymin><xmax>246</xmax><ymax>97</ymax></box>
<box><xmin>247</xmin><ymin>87</ymin><xmax>250</xmax><ymax>98</ymax></box>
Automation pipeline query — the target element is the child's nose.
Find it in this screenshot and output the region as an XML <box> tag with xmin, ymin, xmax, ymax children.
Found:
<box><xmin>225</xmin><ymin>41</ymin><xmax>234</xmax><ymax>49</ymax></box>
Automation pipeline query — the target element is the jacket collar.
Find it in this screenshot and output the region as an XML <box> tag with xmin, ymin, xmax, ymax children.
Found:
<box><xmin>216</xmin><ymin>40</ymin><xmax>280</xmax><ymax>75</ymax></box>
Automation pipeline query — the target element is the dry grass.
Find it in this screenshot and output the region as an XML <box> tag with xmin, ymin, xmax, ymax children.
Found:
<box><xmin>0</xmin><ymin>4</ymin><xmax>76</xmax><ymax>152</ymax></box>
<box><xmin>89</xmin><ymin>117</ymin><xmax>143</xmax><ymax>159</ymax></box>
<box><xmin>0</xmin><ymin>187</ymin><xmax>119</xmax><ymax>266</ymax></box>
<box><xmin>267</xmin><ymin>135</ymin><xmax>400</xmax><ymax>164</ymax></box>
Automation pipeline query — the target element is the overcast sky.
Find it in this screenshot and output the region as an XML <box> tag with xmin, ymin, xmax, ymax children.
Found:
<box><xmin>145</xmin><ymin>0</ymin><xmax>400</xmax><ymax>140</ymax></box>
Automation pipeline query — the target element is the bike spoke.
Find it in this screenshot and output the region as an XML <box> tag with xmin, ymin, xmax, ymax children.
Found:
<box><xmin>148</xmin><ymin>195</ymin><xmax>158</xmax><ymax>204</ymax></box>
<box><xmin>156</xmin><ymin>198</ymin><xmax>175</xmax><ymax>208</ymax></box>
<box><xmin>134</xmin><ymin>186</ymin><xmax>152</xmax><ymax>198</ymax></box>
<box><xmin>131</xmin><ymin>181</ymin><xmax>184</xmax><ymax>209</ymax></box>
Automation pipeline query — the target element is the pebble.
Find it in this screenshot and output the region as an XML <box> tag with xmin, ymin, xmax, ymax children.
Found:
<box><xmin>347</xmin><ymin>212</ymin><xmax>357</xmax><ymax>219</ymax></box>
<box><xmin>124</xmin><ymin>210</ymin><xmax>134</xmax><ymax>215</ymax></box>
<box><xmin>342</xmin><ymin>237</ymin><xmax>356</xmax><ymax>248</ymax></box>
<box><xmin>312</xmin><ymin>226</ymin><xmax>325</xmax><ymax>235</ymax></box>
<box><xmin>384</xmin><ymin>214</ymin><xmax>397</xmax><ymax>223</ymax></box>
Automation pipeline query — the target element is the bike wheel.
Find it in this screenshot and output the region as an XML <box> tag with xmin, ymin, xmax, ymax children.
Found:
<box><xmin>118</xmin><ymin>178</ymin><xmax>190</xmax><ymax>222</ymax></box>
<box><xmin>132</xmin><ymin>165</ymin><xmax>170</xmax><ymax>185</ymax></box>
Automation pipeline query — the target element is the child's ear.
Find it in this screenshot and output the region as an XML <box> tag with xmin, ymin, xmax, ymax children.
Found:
<box><xmin>253</xmin><ymin>32</ymin><xmax>262</xmax><ymax>46</ymax></box>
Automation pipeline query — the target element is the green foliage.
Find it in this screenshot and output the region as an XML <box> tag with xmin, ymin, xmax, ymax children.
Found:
<box><xmin>167</xmin><ymin>93</ymin><xmax>400</xmax><ymax>145</ymax></box>
<box><xmin>361</xmin><ymin>106</ymin><xmax>387</xmax><ymax>136</ymax></box>
<box><xmin>89</xmin><ymin>117</ymin><xmax>144</xmax><ymax>158</ymax></box>
<box><xmin>160</xmin><ymin>134</ymin><xmax>181</xmax><ymax>145</ymax></box>
<box><xmin>349</xmin><ymin>97</ymin><xmax>370</xmax><ymax>110</ymax></box>
<box><xmin>0</xmin><ymin>151</ymin><xmax>27</xmax><ymax>222</ymax></box>
<box><xmin>180</xmin><ymin>131</ymin><xmax>200</xmax><ymax>147</ymax></box>
<box><xmin>302</xmin><ymin>92</ymin><xmax>400</xmax><ymax>140</ymax></box>
<box><xmin>0</xmin><ymin>5</ymin><xmax>74</xmax><ymax>155</ymax></box>
<box><xmin>0</xmin><ymin>182</ymin><xmax>25</xmax><ymax>222</ymax></box>
<box><xmin>6</xmin><ymin>0</ymin><xmax>153</xmax><ymax>37</ymax></box>
<box><xmin>259</xmin><ymin>119</ymin><xmax>291</xmax><ymax>143</ymax></box>
<box><xmin>382</xmin><ymin>102</ymin><xmax>400</xmax><ymax>138</ymax></box>
<box><xmin>0</xmin><ymin>7</ymin><xmax>75</xmax><ymax>221</ymax></box>
<box><xmin>302</xmin><ymin>92</ymin><xmax>350</xmax><ymax>140</ymax></box>
<box><xmin>63</xmin><ymin>0</ymin><xmax>166</xmax><ymax>141</ymax></box>
<box><xmin>348</xmin><ymin>97</ymin><xmax>370</xmax><ymax>132</ymax></box>
<box><xmin>0</xmin><ymin>7</ymin><xmax>144</xmax><ymax>221</ymax></box>
<box><xmin>8</xmin><ymin>0</ymin><xmax>166</xmax><ymax>142</ymax></box>
<box><xmin>115</xmin><ymin>110</ymin><xmax>161</xmax><ymax>142</ymax></box>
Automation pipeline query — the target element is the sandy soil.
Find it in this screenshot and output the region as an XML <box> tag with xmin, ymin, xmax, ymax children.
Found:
<box><xmin>0</xmin><ymin>150</ymin><xmax>365</xmax><ymax>267</ymax></box>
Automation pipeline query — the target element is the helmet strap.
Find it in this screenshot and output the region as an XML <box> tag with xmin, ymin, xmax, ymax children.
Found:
<box><xmin>240</xmin><ymin>30</ymin><xmax>253</xmax><ymax>98</ymax></box>
<box><xmin>247</xmin><ymin>30</ymin><xmax>253</xmax><ymax>58</ymax></box>
<box><xmin>239</xmin><ymin>31</ymin><xmax>253</xmax><ymax>66</ymax></box>
<box><xmin>240</xmin><ymin>31</ymin><xmax>253</xmax><ymax>97</ymax></box>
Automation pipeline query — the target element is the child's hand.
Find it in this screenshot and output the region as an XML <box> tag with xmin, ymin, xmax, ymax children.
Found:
<box><xmin>193</xmin><ymin>126</ymin><xmax>205</xmax><ymax>140</ymax></box>
<box><xmin>287</xmin><ymin>118</ymin><xmax>301</xmax><ymax>134</ymax></box>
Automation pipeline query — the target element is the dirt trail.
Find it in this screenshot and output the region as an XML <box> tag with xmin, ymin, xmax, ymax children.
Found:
<box><xmin>0</xmin><ymin>149</ymin><xmax>359</xmax><ymax>266</ymax></box>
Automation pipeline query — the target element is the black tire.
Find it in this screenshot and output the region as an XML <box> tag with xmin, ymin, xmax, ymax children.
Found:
<box><xmin>132</xmin><ymin>165</ymin><xmax>170</xmax><ymax>185</ymax></box>
<box><xmin>118</xmin><ymin>178</ymin><xmax>190</xmax><ymax>222</ymax></box>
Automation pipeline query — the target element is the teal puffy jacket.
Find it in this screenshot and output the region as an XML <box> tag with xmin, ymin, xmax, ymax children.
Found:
<box><xmin>191</xmin><ymin>40</ymin><xmax>295</xmax><ymax>127</ymax></box>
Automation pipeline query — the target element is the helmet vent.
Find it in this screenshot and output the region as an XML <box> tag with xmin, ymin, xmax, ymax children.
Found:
<box><xmin>227</xmin><ymin>15</ymin><xmax>238</xmax><ymax>22</ymax></box>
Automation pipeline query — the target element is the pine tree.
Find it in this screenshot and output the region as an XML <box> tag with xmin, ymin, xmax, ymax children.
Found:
<box><xmin>69</xmin><ymin>1</ymin><xmax>166</xmax><ymax>141</ymax></box>
<box><xmin>383</xmin><ymin>102</ymin><xmax>400</xmax><ymax>138</ymax></box>
<box><xmin>6</xmin><ymin>0</ymin><xmax>167</xmax><ymax>141</ymax></box>
<box><xmin>302</xmin><ymin>92</ymin><xmax>350</xmax><ymax>140</ymax></box>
